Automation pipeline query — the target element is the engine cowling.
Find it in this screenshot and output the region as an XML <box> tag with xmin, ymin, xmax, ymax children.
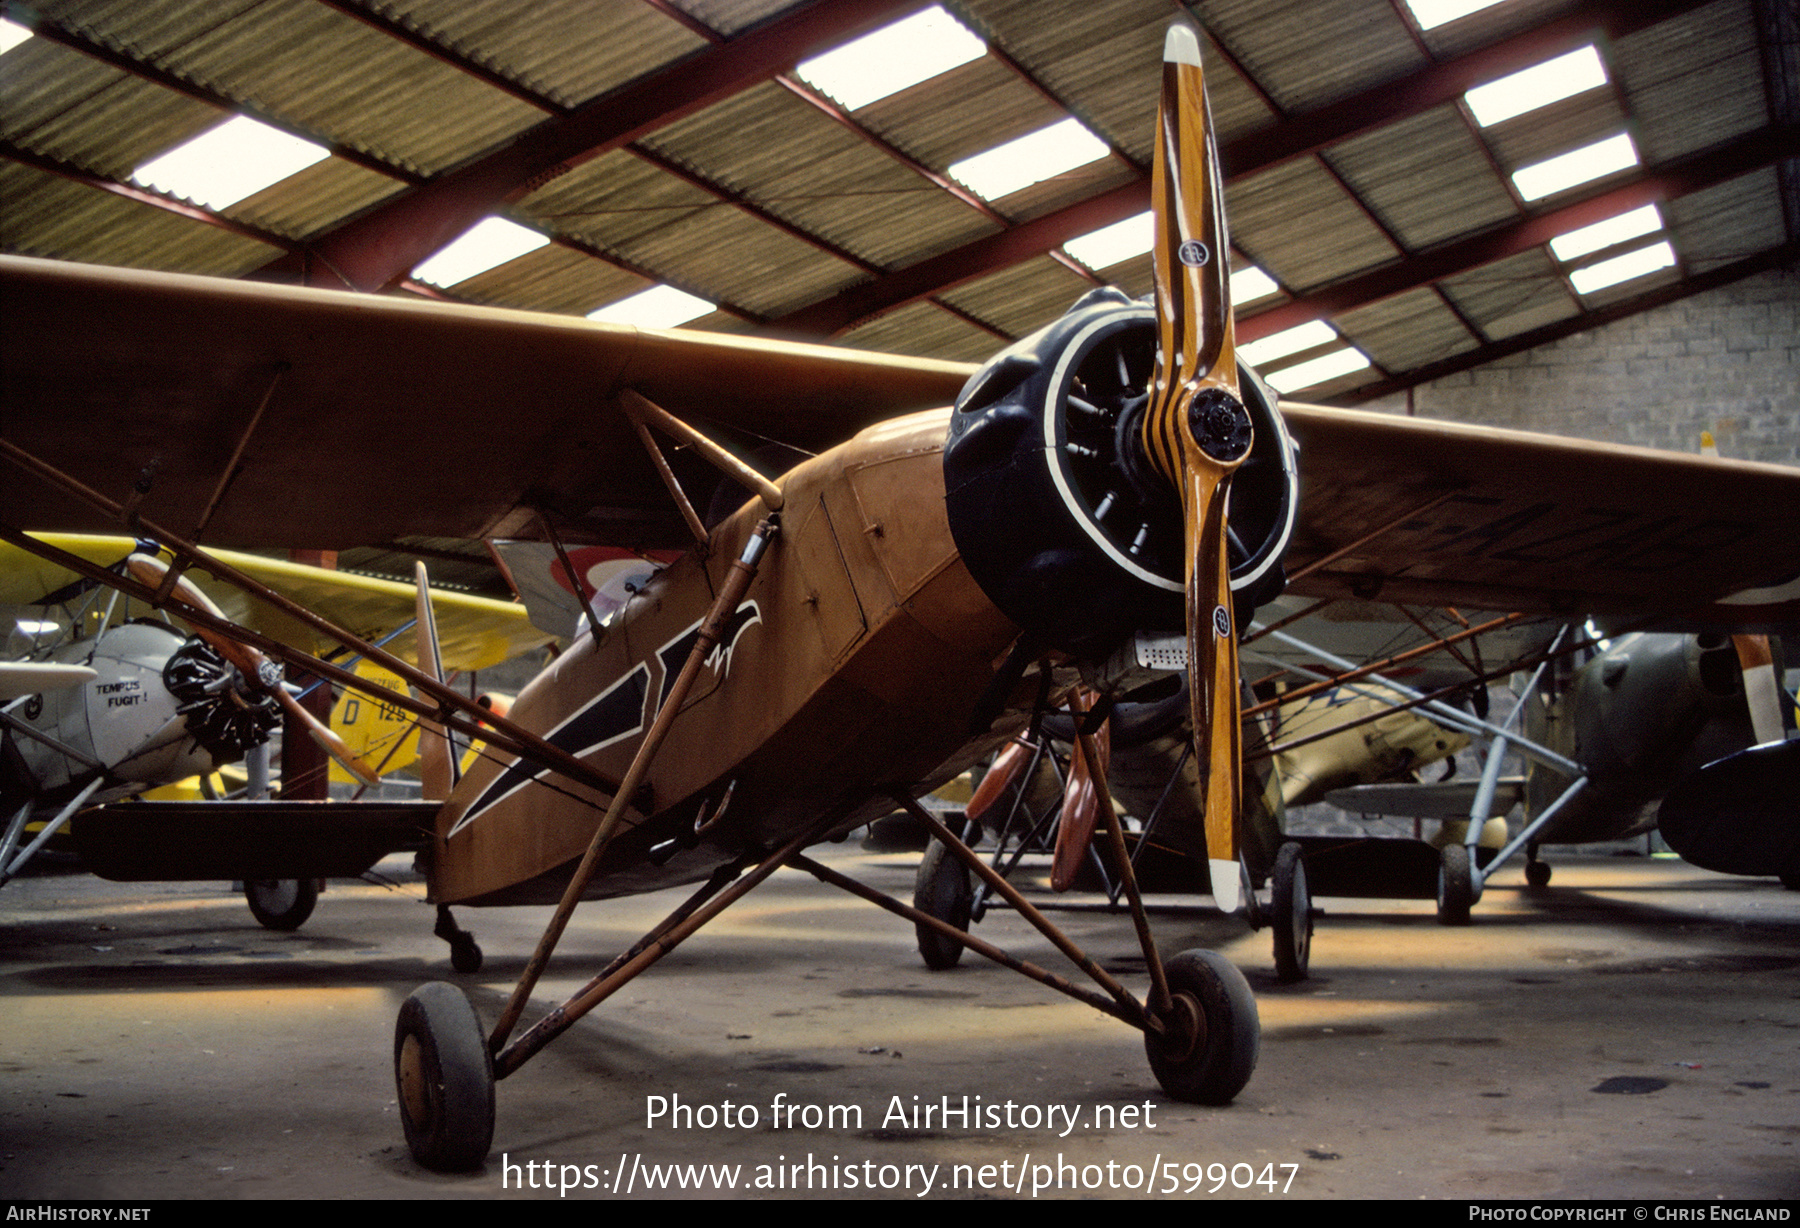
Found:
<box><xmin>943</xmin><ymin>288</ymin><xmax>1298</xmax><ymax>655</ymax></box>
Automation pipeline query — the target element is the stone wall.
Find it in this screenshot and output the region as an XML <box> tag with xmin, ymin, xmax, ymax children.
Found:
<box><xmin>1357</xmin><ymin>265</ymin><xmax>1800</xmax><ymax>465</ymax></box>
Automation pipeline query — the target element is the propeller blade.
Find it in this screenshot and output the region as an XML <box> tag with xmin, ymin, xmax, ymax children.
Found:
<box><xmin>1731</xmin><ymin>634</ymin><xmax>1789</xmax><ymax>745</ymax></box>
<box><xmin>273</xmin><ymin>686</ymin><xmax>383</xmax><ymax>788</ymax></box>
<box><xmin>1142</xmin><ymin>22</ymin><xmax>1251</xmax><ymax>912</ymax></box>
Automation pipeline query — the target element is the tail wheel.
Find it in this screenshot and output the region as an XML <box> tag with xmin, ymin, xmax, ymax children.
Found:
<box><xmin>1270</xmin><ymin>842</ymin><xmax>1312</xmax><ymax>983</ymax></box>
<box><xmin>395</xmin><ymin>982</ymin><xmax>495</xmax><ymax>1171</ymax></box>
<box><xmin>245</xmin><ymin>878</ymin><xmax>317</xmax><ymax>931</ymax></box>
<box><xmin>913</xmin><ymin>836</ymin><xmax>973</xmax><ymax>970</ymax></box>
<box><xmin>1145</xmin><ymin>949</ymin><xmax>1259</xmax><ymax>1104</ymax></box>
<box><xmin>1437</xmin><ymin>844</ymin><xmax>1477</xmax><ymax>926</ymax></box>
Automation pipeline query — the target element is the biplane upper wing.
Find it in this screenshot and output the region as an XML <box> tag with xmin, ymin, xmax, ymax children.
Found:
<box><xmin>3</xmin><ymin>254</ymin><xmax>1797</xmax><ymax>625</ymax></box>
<box><xmin>0</xmin><ymin>532</ymin><xmax>548</xmax><ymax>672</ymax></box>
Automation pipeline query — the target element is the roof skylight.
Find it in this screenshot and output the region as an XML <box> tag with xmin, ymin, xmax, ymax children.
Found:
<box><xmin>1239</xmin><ymin>319</ymin><xmax>1338</xmax><ymax>367</ymax></box>
<box><xmin>1465</xmin><ymin>45</ymin><xmax>1607</xmax><ymax>127</ymax></box>
<box><xmin>1404</xmin><ymin>0</ymin><xmax>1507</xmax><ymax>31</ymax></box>
<box><xmin>1568</xmin><ymin>240</ymin><xmax>1676</xmax><ymax>295</ymax></box>
<box><xmin>1063</xmin><ymin>211</ymin><xmax>1151</xmax><ymax>270</ymax></box>
<box><xmin>948</xmin><ymin>118</ymin><xmax>1109</xmax><ymax>201</ymax></box>
<box><xmin>1263</xmin><ymin>348</ymin><xmax>1372</xmax><ymax>393</ymax></box>
<box><xmin>1549</xmin><ymin>204</ymin><xmax>1662</xmax><ymax>261</ymax></box>
<box><xmin>1511</xmin><ymin>132</ymin><xmax>1638</xmax><ymax>201</ymax></box>
<box><xmin>794</xmin><ymin>5</ymin><xmax>985</xmax><ymax>111</ymax></box>
<box><xmin>130</xmin><ymin>115</ymin><xmax>330</xmax><ymax>211</ymax></box>
<box><xmin>587</xmin><ymin>285</ymin><xmax>715</xmax><ymax>329</ymax></box>
<box><xmin>0</xmin><ymin>17</ymin><xmax>32</xmax><ymax>55</ymax></box>
<box><xmin>411</xmin><ymin>217</ymin><xmax>550</xmax><ymax>287</ymax></box>
<box><xmin>1230</xmin><ymin>266</ymin><xmax>1280</xmax><ymax>305</ymax></box>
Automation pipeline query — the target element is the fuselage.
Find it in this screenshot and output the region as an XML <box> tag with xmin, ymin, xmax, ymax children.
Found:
<box><xmin>431</xmin><ymin>409</ymin><xmax>1025</xmax><ymax>905</ymax></box>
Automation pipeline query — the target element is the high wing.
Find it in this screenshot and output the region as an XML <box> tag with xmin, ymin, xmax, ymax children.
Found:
<box><xmin>4</xmin><ymin>253</ymin><xmax>1797</xmax><ymax>625</ymax></box>
<box><xmin>0</xmin><ymin>532</ymin><xmax>548</xmax><ymax>672</ymax></box>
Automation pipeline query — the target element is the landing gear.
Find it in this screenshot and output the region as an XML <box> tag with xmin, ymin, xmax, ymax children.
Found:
<box><xmin>1437</xmin><ymin>844</ymin><xmax>1477</xmax><ymax>925</ymax></box>
<box><xmin>1270</xmin><ymin>842</ymin><xmax>1312</xmax><ymax>983</ymax></box>
<box><xmin>1145</xmin><ymin>949</ymin><xmax>1259</xmax><ymax>1104</ymax></box>
<box><xmin>395</xmin><ymin>982</ymin><xmax>495</xmax><ymax>1172</ymax></box>
<box><xmin>435</xmin><ymin>904</ymin><xmax>483</xmax><ymax>974</ymax></box>
<box><xmin>245</xmin><ymin>878</ymin><xmax>317</xmax><ymax>931</ymax></box>
<box><xmin>1524</xmin><ymin>844</ymin><xmax>1552</xmax><ymax>889</ymax></box>
<box><xmin>913</xmin><ymin>835</ymin><xmax>972</xmax><ymax>970</ymax></box>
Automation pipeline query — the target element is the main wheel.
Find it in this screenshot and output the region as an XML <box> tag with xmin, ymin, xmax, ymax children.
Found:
<box><xmin>913</xmin><ymin>837</ymin><xmax>973</xmax><ymax>970</ymax></box>
<box><xmin>1270</xmin><ymin>842</ymin><xmax>1312</xmax><ymax>983</ymax></box>
<box><xmin>1524</xmin><ymin>859</ymin><xmax>1552</xmax><ymax>889</ymax></box>
<box><xmin>1437</xmin><ymin>844</ymin><xmax>1476</xmax><ymax>926</ymax></box>
<box><xmin>394</xmin><ymin>982</ymin><xmax>495</xmax><ymax>1172</ymax></box>
<box><xmin>1145</xmin><ymin>950</ymin><xmax>1259</xmax><ymax>1104</ymax></box>
<box><xmin>245</xmin><ymin>878</ymin><xmax>317</xmax><ymax>931</ymax></box>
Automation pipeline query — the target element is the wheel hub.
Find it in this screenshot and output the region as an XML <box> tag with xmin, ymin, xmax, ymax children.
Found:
<box><xmin>1153</xmin><ymin>989</ymin><xmax>1206</xmax><ymax>1064</ymax></box>
<box><xmin>398</xmin><ymin>1033</ymin><xmax>430</xmax><ymax>1126</ymax></box>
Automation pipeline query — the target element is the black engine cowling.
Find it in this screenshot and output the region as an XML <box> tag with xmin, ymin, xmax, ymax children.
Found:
<box><xmin>943</xmin><ymin>287</ymin><xmax>1298</xmax><ymax>655</ymax></box>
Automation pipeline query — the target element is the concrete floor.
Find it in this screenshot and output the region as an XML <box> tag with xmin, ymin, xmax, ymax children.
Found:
<box><xmin>2</xmin><ymin>846</ymin><xmax>1796</xmax><ymax>1200</ymax></box>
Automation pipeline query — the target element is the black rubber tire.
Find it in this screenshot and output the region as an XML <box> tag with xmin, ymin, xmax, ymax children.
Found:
<box><xmin>394</xmin><ymin>982</ymin><xmax>495</xmax><ymax>1172</ymax></box>
<box><xmin>1437</xmin><ymin>844</ymin><xmax>1475</xmax><ymax>926</ymax></box>
<box><xmin>1270</xmin><ymin>842</ymin><xmax>1312</xmax><ymax>983</ymax></box>
<box><xmin>1146</xmin><ymin>950</ymin><xmax>1259</xmax><ymax>1105</ymax></box>
<box><xmin>450</xmin><ymin>935</ymin><xmax>484</xmax><ymax>975</ymax></box>
<box><xmin>245</xmin><ymin>879</ymin><xmax>317</xmax><ymax>931</ymax></box>
<box><xmin>913</xmin><ymin>838</ymin><xmax>973</xmax><ymax>970</ymax></box>
<box><xmin>1525</xmin><ymin>859</ymin><xmax>1552</xmax><ymax>889</ymax></box>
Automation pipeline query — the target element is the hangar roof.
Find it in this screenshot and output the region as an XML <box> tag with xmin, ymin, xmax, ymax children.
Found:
<box><xmin>2</xmin><ymin>0</ymin><xmax>1795</xmax><ymax>585</ymax></box>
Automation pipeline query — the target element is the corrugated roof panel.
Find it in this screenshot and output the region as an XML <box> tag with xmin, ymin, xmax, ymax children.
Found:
<box><xmin>1613</xmin><ymin>0</ymin><xmax>1767</xmax><ymax>164</ymax></box>
<box><xmin>855</xmin><ymin>56</ymin><xmax>1066</xmax><ymax>170</ymax></box>
<box><xmin>228</xmin><ymin>157</ymin><xmax>407</xmax><ymax>241</ymax></box>
<box><xmin>1668</xmin><ymin>167</ymin><xmax>1787</xmax><ymax>273</ymax></box>
<box><xmin>606</xmin><ymin>200</ymin><xmax>857</xmax><ymax>320</ymax></box>
<box><xmin>0</xmin><ymin>162</ymin><xmax>281</xmax><ymax>273</ymax></box>
<box><xmin>1227</xmin><ymin>158</ymin><xmax>1403</xmax><ymax>292</ymax></box>
<box><xmin>0</xmin><ymin>40</ymin><xmax>223</xmax><ymax>179</ymax></box>
<box><xmin>937</xmin><ymin>253</ymin><xmax>1095</xmax><ymax>337</ymax></box>
<box><xmin>839</xmin><ymin>298</ymin><xmax>1002</xmax><ymax>362</ymax></box>
<box><xmin>1199</xmin><ymin>0</ymin><xmax>1426</xmax><ymax>113</ymax></box>
<box><xmin>1323</xmin><ymin>104</ymin><xmax>1518</xmax><ymax>252</ymax></box>
<box><xmin>1479</xmin><ymin>93</ymin><xmax>1630</xmax><ymax>172</ymax></box>
<box><xmin>366</xmin><ymin>0</ymin><xmax>709</xmax><ymax>110</ymax></box>
<box><xmin>1438</xmin><ymin>248</ymin><xmax>1578</xmax><ymax>340</ymax></box>
<box><xmin>445</xmin><ymin>241</ymin><xmax>642</xmax><ymax>315</ymax></box>
<box><xmin>140</xmin><ymin>0</ymin><xmax>545</xmax><ymax>178</ymax></box>
<box><xmin>641</xmin><ymin>82</ymin><xmax>997</xmax><ymax>272</ymax></box>
<box><xmin>520</xmin><ymin>147</ymin><xmax>720</xmax><ymax>254</ymax></box>
<box><xmin>1334</xmin><ymin>285</ymin><xmax>1479</xmax><ymax>371</ymax></box>
<box><xmin>667</xmin><ymin>0</ymin><xmax>804</xmax><ymax>38</ymax></box>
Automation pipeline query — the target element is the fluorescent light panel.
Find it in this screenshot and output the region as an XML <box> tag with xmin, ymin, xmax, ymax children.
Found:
<box><xmin>587</xmin><ymin>285</ymin><xmax>715</xmax><ymax>328</ymax></box>
<box><xmin>411</xmin><ymin>217</ymin><xmax>550</xmax><ymax>287</ymax></box>
<box><xmin>1264</xmin><ymin>348</ymin><xmax>1372</xmax><ymax>393</ymax></box>
<box><xmin>794</xmin><ymin>5</ymin><xmax>985</xmax><ymax>111</ymax></box>
<box><xmin>1568</xmin><ymin>240</ymin><xmax>1675</xmax><ymax>295</ymax></box>
<box><xmin>1405</xmin><ymin>0</ymin><xmax>1506</xmax><ymax>30</ymax></box>
<box><xmin>1511</xmin><ymin>132</ymin><xmax>1637</xmax><ymax>201</ymax></box>
<box><xmin>1240</xmin><ymin>319</ymin><xmax>1337</xmax><ymax>366</ymax></box>
<box><xmin>1465</xmin><ymin>45</ymin><xmax>1607</xmax><ymax>127</ymax></box>
<box><xmin>1549</xmin><ymin>204</ymin><xmax>1662</xmax><ymax>261</ymax></box>
<box><xmin>130</xmin><ymin>115</ymin><xmax>329</xmax><ymax>211</ymax></box>
<box><xmin>0</xmin><ymin>17</ymin><xmax>32</xmax><ymax>55</ymax></box>
<box><xmin>948</xmin><ymin>117</ymin><xmax>1108</xmax><ymax>201</ymax></box>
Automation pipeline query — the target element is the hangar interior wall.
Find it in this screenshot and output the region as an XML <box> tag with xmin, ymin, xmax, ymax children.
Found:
<box><xmin>1358</xmin><ymin>266</ymin><xmax>1800</xmax><ymax>465</ymax></box>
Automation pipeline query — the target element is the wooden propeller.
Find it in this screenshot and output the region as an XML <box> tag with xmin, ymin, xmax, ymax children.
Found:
<box><xmin>125</xmin><ymin>554</ymin><xmax>383</xmax><ymax>787</ymax></box>
<box><xmin>1139</xmin><ymin>23</ymin><xmax>1250</xmax><ymax>911</ymax></box>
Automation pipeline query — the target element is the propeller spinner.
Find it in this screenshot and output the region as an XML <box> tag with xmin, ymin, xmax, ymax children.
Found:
<box><xmin>1141</xmin><ymin>22</ymin><xmax>1252</xmax><ymax>911</ymax></box>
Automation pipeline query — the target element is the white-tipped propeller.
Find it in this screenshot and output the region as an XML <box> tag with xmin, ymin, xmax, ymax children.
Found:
<box><xmin>125</xmin><ymin>554</ymin><xmax>382</xmax><ymax>787</ymax></box>
<box><xmin>1142</xmin><ymin>23</ymin><xmax>1251</xmax><ymax>911</ymax></box>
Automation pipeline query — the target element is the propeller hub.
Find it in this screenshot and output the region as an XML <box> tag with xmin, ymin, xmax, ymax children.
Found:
<box><xmin>1188</xmin><ymin>388</ymin><xmax>1252</xmax><ymax>463</ymax></box>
